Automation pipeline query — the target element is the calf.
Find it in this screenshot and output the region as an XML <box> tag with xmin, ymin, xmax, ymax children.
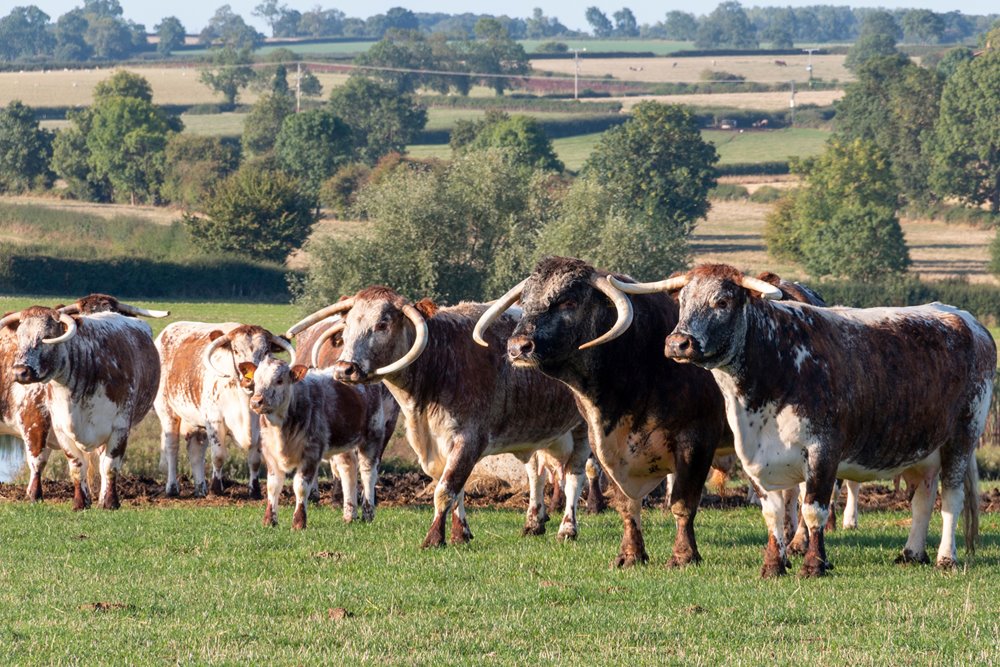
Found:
<box><xmin>615</xmin><ymin>263</ymin><xmax>993</xmax><ymax>575</ymax></box>
<box><xmin>0</xmin><ymin>305</ymin><xmax>160</xmax><ymax>509</ymax></box>
<box><xmin>241</xmin><ymin>357</ymin><xmax>385</xmax><ymax>528</ymax></box>
<box><xmin>154</xmin><ymin>322</ymin><xmax>295</xmax><ymax>498</ymax></box>
<box><xmin>290</xmin><ymin>288</ymin><xmax>590</xmax><ymax>547</ymax></box>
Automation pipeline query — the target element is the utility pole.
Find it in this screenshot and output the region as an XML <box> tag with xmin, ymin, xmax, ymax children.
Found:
<box><xmin>571</xmin><ymin>48</ymin><xmax>586</xmax><ymax>100</ymax></box>
<box><xmin>295</xmin><ymin>61</ymin><xmax>302</xmax><ymax>113</ymax></box>
<box><xmin>789</xmin><ymin>79</ymin><xmax>796</xmax><ymax>126</ymax></box>
<box><xmin>802</xmin><ymin>48</ymin><xmax>819</xmax><ymax>82</ymax></box>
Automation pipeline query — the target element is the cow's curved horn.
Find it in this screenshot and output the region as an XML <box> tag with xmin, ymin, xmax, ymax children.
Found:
<box><xmin>43</xmin><ymin>313</ymin><xmax>78</xmax><ymax>345</ymax></box>
<box><xmin>0</xmin><ymin>311</ymin><xmax>21</xmax><ymax>330</ymax></box>
<box><xmin>286</xmin><ymin>299</ymin><xmax>354</xmax><ymax>338</ymax></box>
<box><xmin>608</xmin><ymin>274</ymin><xmax>690</xmax><ymax>295</ymax></box>
<box><xmin>202</xmin><ymin>333</ymin><xmax>234</xmax><ymax>378</ymax></box>
<box><xmin>114</xmin><ymin>302</ymin><xmax>171</xmax><ymax>318</ymax></box>
<box><xmin>374</xmin><ymin>304</ymin><xmax>428</xmax><ymax>377</ymax></box>
<box><xmin>311</xmin><ymin>322</ymin><xmax>345</xmax><ymax>368</ymax></box>
<box><xmin>473</xmin><ymin>278</ymin><xmax>527</xmax><ymax>348</ymax></box>
<box><xmin>739</xmin><ymin>275</ymin><xmax>783</xmax><ymax>300</ymax></box>
<box><xmin>57</xmin><ymin>304</ymin><xmax>80</xmax><ymax>315</ymax></box>
<box><xmin>578</xmin><ymin>276</ymin><xmax>634</xmax><ymax>350</ymax></box>
<box><xmin>269</xmin><ymin>334</ymin><xmax>296</xmax><ymax>358</ymax></box>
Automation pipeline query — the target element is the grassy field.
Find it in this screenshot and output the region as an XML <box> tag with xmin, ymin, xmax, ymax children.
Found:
<box><xmin>0</xmin><ymin>501</ymin><xmax>996</xmax><ymax>664</ymax></box>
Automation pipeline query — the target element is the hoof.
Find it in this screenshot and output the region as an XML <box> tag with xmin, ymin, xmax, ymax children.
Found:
<box><xmin>361</xmin><ymin>501</ymin><xmax>375</xmax><ymax>523</ymax></box>
<box><xmin>248</xmin><ymin>483</ymin><xmax>262</xmax><ymax>501</ymax></box>
<box><xmin>935</xmin><ymin>557</ymin><xmax>959</xmax><ymax>571</ymax></box>
<box><xmin>521</xmin><ymin>522</ymin><xmax>546</xmax><ymax>537</ymax></box>
<box><xmin>799</xmin><ymin>557</ymin><xmax>829</xmax><ymax>578</ymax></box>
<box><xmin>787</xmin><ymin>538</ymin><xmax>808</xmax><ymax>556</ymax></box>
<box><xmin>192</xmin><ymin>481</ymin><xmax>208</xmax><ymax>498</ymax></box>
<box><xmin>611</xmin><ymin>551</ymin><xmax>649</xmax><ymax>568</ymax></box>
<box><xmin>450</xmin><ymin>530</ymin><xmax>472</xmax><ymax>545</ymax></box>
<box><xmin>164</xmin><ymin>482</ymin><xmax>180</xmax><ymax>498</ymax></box>
<box><xmin>421</xmin><ymin>533</ymin><xmax>446</xmax><ymax>549</ymax></box>
<box><xmin>263</xmin><ymin>504</ymin><xmax>277</xmax><ymax>527</ymax></box>
<box><xmin>556</xmin><ymin>521</ymin><xmax>578</xmax><ymax>542</ymax></box>
<box><xmin>292</xmin><ymin>505</ymin><xmax>307</xmax><ymax>531</ymax></box>
<box><xmin>209</xmin><ymin>477</ymin><xmax>224</xmax><ymax>496</ymax></box>
<box><xmin>26</xmin><ymin>478</ymin><xmax>43</xmax><ymax>502</ymax></box>
<box><xmin>101</xmin><ymin>494</ymin><xmax>121</xmax><ymax>511</ymax></box>
<box><xmin>760</xmin><ymin>560</ymin><xmax>787</xmax><ymax>578</ymax></box>
<box><xmin>666</xmin><ymin>552</ymin><xmax>702</xmax><ymax>569</ymax></box>
<box><xmin>895</xmin><ymin>549</ymin><xmax>930</xmax><ymax>566</ymax></box>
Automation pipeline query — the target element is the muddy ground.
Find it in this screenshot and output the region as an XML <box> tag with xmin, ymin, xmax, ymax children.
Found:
<box><xmin>2</xmin><ymin>473</ymin><xmax>999</xmax><ymax>514</ymax></box>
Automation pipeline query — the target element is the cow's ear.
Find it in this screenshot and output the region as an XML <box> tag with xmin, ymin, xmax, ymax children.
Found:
<box><xmin>756</xmin><ymin>271</ymin><xmax>781</xmax><ymax>287</ymax></box>
<box><xmin>208</xmin><ymin>330</ymin><xmax>226</xmax><ymax>342</ymax></box>
<box><xmin>290</xmin><ymin>365</ymin><xmax>309</xmax><ymax>383</ymax></box>
<box><xmin>414</xmin><ymin>298</ymin><xmax>438</xmax><ymax>318</ymax></box>
<box><xmin>270</xmin><ymin>335</ymin><xmax>291</xmax><ymax>354</ymax></box>
<box><xmin>237</xmin><ymin>362</ymin><xmax>256</xmax><ymax>382</ymax></box>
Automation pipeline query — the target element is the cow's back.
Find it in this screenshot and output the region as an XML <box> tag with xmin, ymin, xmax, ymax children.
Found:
<box><xmin>156</xmin><ymin>322</ymin><xmax>240</xmax><ymax>417</ymax></box>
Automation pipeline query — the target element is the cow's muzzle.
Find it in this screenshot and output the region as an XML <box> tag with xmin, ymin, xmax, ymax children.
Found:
<box><xmin>665</xmin><ymin>332</ymin><xmax>702</xmax><ymax>363</ymax></box>
<box><xmin>333</xmin><ymin>360</ymin><xmax>368</xmax><ymax>384</ymax></box>
<box><xmin>12</xmin><ymin>364</ymin><xmax>38</xmax><ymax>384</ymax></box>
<box><xmin>507</xmin><ymin>335</ymin><xmax>537</xmax><ymax>366</ymax></box>
<box><xmin>249</xmin><ymin>395</ymin><xmax>269</xmax><ymax>414</ymax></box>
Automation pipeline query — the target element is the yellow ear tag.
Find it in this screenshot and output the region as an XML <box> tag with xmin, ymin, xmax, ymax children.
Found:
<box><xmin>243</xmin><ymin>368</ymin><xmax>255</xmax><ymax>382</ymax></box>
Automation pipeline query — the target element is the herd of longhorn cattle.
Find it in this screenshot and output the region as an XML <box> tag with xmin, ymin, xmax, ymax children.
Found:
<box><xmin>1</xmin><ymin>256</ymin><xmax>993</xmax><ymax>577</ymax></box>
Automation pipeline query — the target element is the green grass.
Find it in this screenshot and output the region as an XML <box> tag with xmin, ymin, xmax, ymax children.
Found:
<box><xmin>706</xmin><ymin>128</ymin><xmax>830</xmax><ymax>164</ymax></box>
<box><xmin>179</xmin><ymin>111</ymin><xmax>247</xmax><ymax>137</ymax></box>
<box><xmin>0</xmin><ymin>502</ymin><xmax>996</xmax><ymax>664</ymax></box>
<box><xmin>522</xmin><ymin>39</ymin><xmax>693</xmax><ymax>55</ymax></box>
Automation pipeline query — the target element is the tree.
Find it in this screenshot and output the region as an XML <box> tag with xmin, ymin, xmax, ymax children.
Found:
<box><xmin>466</xmin><ymin>18</ymin><xmax>530</xmax><ymax>96</ymax></box>
<box><xmin>695</xmin><ymin>1</ymin><xmax>758</xmax><ymax>49</ymax></box>
<box><xmin>835</xmin><ymin>55</ymin><xmax>943</xmax><ymax>204</ymax></box>
<box><xmin>52</xmin><ymin>122</ymin><xmax>108</xmax><ymax>200</ymax></box>
<box><xmin>94</xmin><ymin>69</ymin><xmax>153</xmax><ymax>103</ymax></box>
<box><xmin>931</xmin><ymin>35</ymin><xmax>1000</xmax><ymax>213</ymax></box>
<box><xmin>298</xmin><ymin>148</ymin><xmax>559</xmax><ymax>306</ymax></box>
<box><xmin>199</xmin><ymin>4</ymin><xmax>262</xmax><ymax>49</ymax></box>
<box><xmin>764</xmin><ymin>139</ymin><xmax>909</xmax><ymax>282</ymax></box>
<box><xmin>0</xmin><ymin>6</ymin><xmax>54</xmax><ymax>61</ymax></box>
<box><xmin>663</xmin><ymin>11</ymin><xmax>698</xmax><ymax>41</ymax></box>
<box><xmin>585</xmin><ymin>7</ymin><xmax>613</xmax><ymax>38</ymax></box>
<box><xmin>54</xmin><ymin>9</ymin><xmax>92</xmax><ymax>61</ymax></box>
<box><xmin>241</xmin><ymin>93</ymin><xmax>294</xmax><ymax>158</ymax></box>
<box><xmin>935</xmin><ymin>47</ymin><xmax>973</xmax><ymax>78</ymax></box>
<box><xmin>273</xmin><ymin>108</ymin><xmax>353</xmax><ymax>201</ymax></box>
<box><xmin>327</xmin><ymin>76</ymin><xmax>428</xmax><ymax>165</ymax></box>
<box><xmin>613</xmin><ymin>8</ymin><xmax>639</xmax><ymax>38</ymax></box>
<box><xmin>902</xmin><ymin>9</ymin><xmax>944</xmax><ymax>44</ymax></box>
<box><xmin>845</xmin><ymin>33</ymin><xmax>899</xmax><ymax>71</ymax></box>
<box><xmin>183</xmin><ymin>165</ymin><xmax>316</xmax><ymax>264</ymax></box>
<box><xmin>155</xmin><ymin>16</ymin><xmax>186</xmax><ymax>56</ymax></box>
<box><xmin>526</xmin><ymin>8</ymin><xmax>567</xmax><ymax>39</ymax></box>
<box><xmin>253</xmin><ymin>0</ymin><xmax>283</xmax><ymax>36</ymax></box>
<box><xmin>451</xmin><ymin>112</ymin><xmax>562</xmax><ymax>172</ymax></box>
<box><xmin>356</xmin><ymin>30</ymin><xmax>451</xmax><ymax>95</ymax></box>
<box><xmin>0</xmin><ymin>101</ymin><xmax>54</xmax><ymax>193</ymax></box>
<box><xmin>857</xmin><ymin>10</ymin><xmax>902</xmax><ymax>41</ymax></box>
<box><xmin>160</xmin><ymin>133</ymin><xmax>239</xmax><ymax>207</ymax></box>
<box><xmin>199</xmin><ymin>46</ymin><xmax>256</xmax><ymax>106</ymax></box>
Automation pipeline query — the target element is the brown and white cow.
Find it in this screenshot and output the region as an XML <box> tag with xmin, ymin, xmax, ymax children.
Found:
<box><xmin>289</xmin><ymin>287</ymin><xmax>591</xmax><ymax>547</ymax></box>
<box><xmin>0</xmin><ymin>304</ymin><xmax>161</xmax><ymax>509</ymax></box>
<box><xmin>615</xmin><ymin>263</ymin><xmax>994</xmax><ymax>575</ymax></box>
<box><xmin>476</xmin><ymin>257</ymin><xmax>728</xmax><ymax>567</ymax></box>
<box><xmin>154</xmin><ymin>322</ymin><xmax>295</xmax><ymax>498</ymax></box>
<box><xmin>0</xmin><ymin>329</ymin><xmax>53</xmax><ymax>498</ymax></box>
<box><xmin>240</xmin><ymin>357</ymin><xmax>386</xmax><ymax>528</ymax></box>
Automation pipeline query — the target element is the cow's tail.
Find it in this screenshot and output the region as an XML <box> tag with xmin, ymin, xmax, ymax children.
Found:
<box><xmin>963</xmin><ymin>452</ymin><xmax>980</xmax><ymax>556</ymax></box>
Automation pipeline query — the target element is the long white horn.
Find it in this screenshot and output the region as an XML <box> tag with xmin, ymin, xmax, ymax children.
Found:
<box><xmin>374</xmin><ymin>304</ymin><xmax>428</xmax><ymax>377</ymax></box>
<box><xmin>0</xmin><ymin>311</ymin><xmax>22</xmax><ymax>330</ymax></box>
<box><xmin>739</xmin><ymin>275</ymin><xmax>784</xmax><ymax>300</ymax></box>
<box><xmin>311</xmin><ymin>322</ymin><xmax>344</xmax><ymax>368</ymax></box>
<box><xmin>202</xmin><ymin>333</ymin><xmax>234</xmax><ymax>378</ymax></box>
<box><xmin>269</xmin><ymin>334</ymin><xmax>296</xmax><ymax>358</ymax></box>
<box><xmin>57</xmin><ymin>304</ymin><xmax>81</xmax><ymax>315</ymax></box>
<box><xmin>286</xmin><ymin>298</ymin><xmax>355</xmax><ymax>338</ymax></box>
<box><xmin>578</xmin><ymin>276</ymin><xmax>634</xmax><ymax>350</ymax></box>
<box><xmin>473</xmin><ymin>278</ymin><xmax>527</xmax><ymax>347</ymax></box>
<box><xmin>43</xmin><ymin>313</ymin><xmax>78</xmax><ymax>345</ymax></box>
<box><xmin>117</xmin><ymin>302</ymin><xmax>171</xmax><ymax>318</ymax></box>
<box><xmin>608</xmin><ymin>274</ymin><xmax>690</xmax><ymax>295</ymax></box>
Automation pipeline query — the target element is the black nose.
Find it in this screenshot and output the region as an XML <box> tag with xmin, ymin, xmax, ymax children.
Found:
<box><xmin>12</xmin><ymin>365</ymin><xmax>34</xmax><ymax>384</ymax></box>
<box><xmin>250</xmin><ymin>395</ymin><xmax>264</xmax><ymax>410</ymax></box>
<box><xmin>333</xmin><ymin>360</ymin><xmax>365</xmax><ymax>383</ymax></box>
<box><xmin>665</xmin><ymin>333</ymin><xmax>701</xmax><ymax>360</ymax></box>
<box><xmin>507</xmin><ymin>336</ymin><xmax>535</xmax><ymax>361</ymax></box>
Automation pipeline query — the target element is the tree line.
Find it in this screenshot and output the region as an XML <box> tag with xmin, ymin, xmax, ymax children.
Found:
<box><xmin>1</xmin><ymin>1</ymin><xmax>997</xmax><ymax>65</ymax></box>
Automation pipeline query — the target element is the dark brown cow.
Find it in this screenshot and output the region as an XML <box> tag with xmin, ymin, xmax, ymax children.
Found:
<box><xmin>290</xmin><ymin>287</ymin><xmax>591</xmax><ymax>547</ymax></box>
<box><xmin>477</xmin><ymin>257</ymin><xmax>728</xmax><ymax>567</ymax></box>
<box><xmin>241</xmin><ymin>357</ymin><xmax>386</xmax><ymax>528</ymax></box>
<box><xmin>617</xmin><ymin>263</ymin><xmax>994</xmax><ymax>575</ymax></box>
<box><xmin>154</xmin><ymin>321</ymin><xmax>295</xmax><ymax>498</ymax></box>
<box><xmin>0</xmin><ymin>304</ymin><xmax>161</xmax><ymax>509</ymax></box>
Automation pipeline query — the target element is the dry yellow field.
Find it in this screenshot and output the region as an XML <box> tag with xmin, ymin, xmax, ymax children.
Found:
<box><xmin>0</xmin><ymin>66</ymin><xmax>349</xmax><ymax>108</ymax></box>
<box><xmin>532</xmin><ymin>54</ymin><xmax>852</xmax><ymax>84</ymax></box>
<box><xmin>596</xmin><ymin>89</ymin><xmax>843</xmax><ymax>111</ymax></box>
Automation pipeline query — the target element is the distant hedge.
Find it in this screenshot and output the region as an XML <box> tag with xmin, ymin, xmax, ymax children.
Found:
<box><xmin>0</xmin><ymin>254</ymin><xmax>294</xmax><ymax>301</ymax></box>
<box><xmin>816</xmin><ymin>280</ymin><xmax>1000</xmax><ymax>325</ymax></box>
<box><xmin>418</xmin><ymin>95</ymin><xmax>623</xmax><ymax>114</ymax></box>
<box><xmin>529</xmin><ymin>51</ymin><xmax>656</xmax><ymax>59</ymax></box>
<box><xmin>717</xmin><ymin>161</ymin><xmax>791</xmax><ymax>176</ymax></box>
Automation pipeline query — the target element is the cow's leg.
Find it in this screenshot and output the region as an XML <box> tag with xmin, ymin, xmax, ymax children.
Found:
<box><xmin>206</xmin><ymin>421</ymin><xmax>228</xmax><ymax>496</ymax></box>
<box><xmin>57</xmin><ymin>435</ymin><xmax>91</xmax><ymax>511</ymax></box>
<box><xmin>450</xmin><ymin>492</ymin><xmax>473</xmax><ymax>544</ymax></box>
<box><xmin>357</xmin><ymin>441</ymin><xmax>381</xmax><ymax>523</ymax></box>
<box><xmin>98</xmin><ymin>432</ymin><xmax>126</xmax><ymax>511</ymax></box>
<box><xmin>246</xmin><ymin>440</ymin><xmax>263</xmax><ymax>500</ymax></box>
<box><xmin>333</xmin><ymin>450</ymin><xmax>359</xmax><ymax>523</ymax></box>
<box><xmin>24</xmin><ymin>439</ymin><xmax>51</xmax><ymax>503</ymax></box>
<box><xmin>422</xmin><ymin>435</ymin><xmax>478</xmax><ymax>549</ymax></box>
<box><xmin>613</xmin><ymin>495</ymin><xmax>648</xmax><ymax>568</ymax></box>
<box><xmin>661</xmin><ymin>473</ymin><xmax>675</xmax><ymax>513</ymax></box>
<box><xmin>799</xmin><ymin>467</ymin><xmax>837</xmax><ymax>578</ymax></box>
<box><xmin>788</xmin><ymin>483</ymin><xmax>809</xmax><ymax>554</ymax></box>
<box><xmin>842</xmin><ymin>480</ymin><xmax>860</xmax><ymax>529</ymax></box>
<box><xmin>558</xmin><ymin>444</ymin><xmax>588</xmax><ymax>542</ymax></box>
<box><xmin>186</xmin><ymin>431</ymin><xmax>209</xmax><ymax>498</ymax></box>
<box><xmin>825</xmin><ymin>479</ymin><xmax>841</xmax><ymax>532</ymax></box>
<box><xmin>666</xmin><ymin>438</ymin><xmax>713</xmax><ymax>568</ymax></box>
<box><xmin>160</xmin><ymin>418</ymin><xmax>182</xmax><ymax>497</ymax></box>
<box><xmin>896</xmin><ymin>468</ymin><xmax>937</xmax><ymax>565</ymax></box>
<box><xmin>585</xmin><ymin>456</ymin><xmax>607</xmax><ymax>514</ymax></box>
<box><xmin>522</xmin><ymin>455</ymin><xmax>548</xmax><ymax>536</ymax></box>
<box><xmin>759</xmin><ymin>489</ymin><xmax>788</xmax><ymax>578</ymax></box>
<box><xmin>263</xmin><ymin>466</ymin><xmax>285</xmax><ymax>528</ymax></box>
<box><xmin>547</xmin><ymin>466</ymin><xmax>565</xmax><ymax>517</ymax></box>
<box><xmin>292</xmin><ymin>461</ymin><xmax>320</xmax><ymax>531</ymax></box>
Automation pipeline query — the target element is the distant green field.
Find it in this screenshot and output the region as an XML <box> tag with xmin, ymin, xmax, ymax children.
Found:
<box><xmin>706</xmin><ymin>128</ymin><xmax>830</xmax><ymax>164</ymax></box>
<box><xmin>522</xmin><ymin>39</ymin><xmax>693</xmax><ymax>54</ymax></box>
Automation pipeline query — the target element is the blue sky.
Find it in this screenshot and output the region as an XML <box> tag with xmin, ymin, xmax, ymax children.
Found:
<box><xmin>4</xmin><ymin>1</ymin><xmax>997</xmax><ymax>34</ymax></box>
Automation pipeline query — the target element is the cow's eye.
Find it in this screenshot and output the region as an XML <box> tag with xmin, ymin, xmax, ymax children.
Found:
<box><xmin>714</xmin><ymin>299</ymin><xmax>729</xmax><ymax>309</ymax></box>
<box><xmin>558</xmin><ymin>299</ymin><xmax>577</xmax><ymax>311</ymax></box>
<box><xmin>375</xmin><ymin>320</ymin><xmax>389</xmax><ymax>332</ymax></box>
